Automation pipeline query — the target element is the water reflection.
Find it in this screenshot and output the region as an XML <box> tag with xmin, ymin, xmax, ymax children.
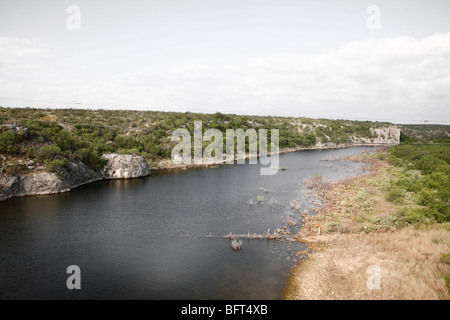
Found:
<box><xmin>0</xmin><ymin>147</ymin><xmax>374</xmax><ymax>299</ymax></box>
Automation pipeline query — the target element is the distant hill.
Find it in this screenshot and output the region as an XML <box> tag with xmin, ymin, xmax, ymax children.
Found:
<box><xmin>400</xmin><ymin>124</ymin><xmax>450</xmax><ymax>144</ymax></box>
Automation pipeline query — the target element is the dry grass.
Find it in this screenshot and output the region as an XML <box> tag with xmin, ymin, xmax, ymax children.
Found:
<box><xmin>285</xmin><ymin>149</ymin><xmax>450</xmax><ymax>300</ymax></box>
<box><xmin>285</xmin><ymin>227</ymin><xmax>450</xmax><ymax>300</ymax></box>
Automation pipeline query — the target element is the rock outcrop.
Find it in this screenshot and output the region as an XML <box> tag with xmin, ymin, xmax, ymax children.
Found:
<box><xmin>353</xmin><ymin>126</ymin><xmax>401</xmax><ymax>145</ymax></box>
<box><xmin>102</xmin><ymin>154</ymin><xmax>151</xmax><ymax>179</ymax></box>
<box><xmin>0</xmin><ymin>175</ymin><xmax>21</xmax><ymax>200</ymax></box>
<box><xmin>0</xmin><ymin>171</ymin><xmax>67</xmax><ymax>201</ymax></box>
<box><xmin>59</xmin><ymin>160</ymin><xmax>103</xmax><ymax>188</ymax></box>
<box><xmin>0</xmin><ymin>154</ymin><xmax>150</xmax><ymax>201</ymax></box>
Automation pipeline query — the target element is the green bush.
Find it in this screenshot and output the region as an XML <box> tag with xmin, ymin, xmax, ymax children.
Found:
<box><xmin>2</xmin><ymin>163</ymin><xmax>28</xmax><ymax>176</ymax></box>
<box><xmin>418</xmin><ymin>189</ymin><xmax>436</xmax><ymax>206</ymax></box>
<box><xmin>386</xmin><ymin>188</ymin><xmax>405</xmax><ymax>204</ymax></box>
<box><xmin>389</xmin><ymin>145</ymin><xmax>449</xmax><ymax>223</ymax></box>
<box><xmin>441</xmin><ymin>253</ymin><xmax>450</xmax><ymax>265</ymax></box>
<box><xmin>325</xmin><ymin>221</ymin><xmax>342</xmax><ymax>233</ymax></box>
<box><xmin>43</xmin><ymin>159</ymin><xmax>68</xmax><ymax>172</ymax></box>
<box><xmin>72</xmin><ymin>148</ymin><xmax>106</xmax><ymax>170</ymax></box>
<box><xmin>0</xmin><ymin>130</ymin><xmax>19</xmax><ymax>154</ymax></box>
<box><xmin>399</xmin><ymin>208</ymin><xmax>431</xmax><ymax>225</ymax></box>
<box><xmin>36</xmin><ymin>145</ymin><xmax>62</xmax><ymax>161</ymax></box>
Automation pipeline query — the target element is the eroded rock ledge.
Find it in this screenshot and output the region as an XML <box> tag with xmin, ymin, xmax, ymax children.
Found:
<box><xmin>0</xmin><ymin>154</ymin><xmax>150</xmax><ymax>201</ymax></box>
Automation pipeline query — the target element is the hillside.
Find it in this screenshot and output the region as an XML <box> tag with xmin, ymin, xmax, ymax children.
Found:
<box><xmin>0</xmin><ymin>107</ymin><xmax>400</xmax><ymax>171</ymax></box>
<box><xmin>0</xmin><ymin>107</ymin><xmax>402</xmax><ymax>200</ymax></box>
<box><xmin>400</xmin><ymin>124</ymin><xmax>450</xmax><ymax>144</ymax></box>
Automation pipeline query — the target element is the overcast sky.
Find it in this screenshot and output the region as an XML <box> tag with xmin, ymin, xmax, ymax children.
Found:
<box><xmin>0</xmin><ymin>0</ymin><xmax>449</xmax><ymax>124</ymax></box>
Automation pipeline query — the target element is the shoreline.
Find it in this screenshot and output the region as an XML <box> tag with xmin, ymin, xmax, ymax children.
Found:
<box><xmin>150</xmin><ymin>142</ymin><xmax>386</xmax><ymax>172</ymax></box>
<box><xmin>0</xmin><ymin>143</ymin><xmax>387</xmax><ymax>201</ymax></box>
<box><xmin>283</xmin><ymin>147</ymin><xmax>450</xmax><ymax>300</ymax></box>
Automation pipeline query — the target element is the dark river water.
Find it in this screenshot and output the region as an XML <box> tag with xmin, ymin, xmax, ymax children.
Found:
<box><xmin>0</xmin><ymin>147</ymin><xmax>375</xmax><ymax>299</ymax></box>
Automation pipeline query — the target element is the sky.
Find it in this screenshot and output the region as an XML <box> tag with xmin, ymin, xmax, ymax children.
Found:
<box><xmin>0</xmin><ymin>0</ymin><xmax>449</xmax><ymax>124</ymax></box>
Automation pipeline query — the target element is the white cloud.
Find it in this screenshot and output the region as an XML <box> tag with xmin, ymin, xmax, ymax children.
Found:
<box><xmin>0</xmin><ymin>33</ymin><xmax>449</xmax><ymax>123</ymax></box>
<box><xmin>0</xmin><ymin>37</ymin><xmax>49</xmax><ymax>69</ymax></box>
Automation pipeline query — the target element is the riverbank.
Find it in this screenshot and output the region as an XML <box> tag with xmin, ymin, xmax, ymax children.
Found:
<box><xmin>1</xmin><ymin>141</ymin><xmax>394</xmax><ymax>201</ymax></box>
<box><xmin>284</xmin><ymin>147</ymin><xmax>450</xmax><ymax>300</ymax></box>
<box><xmin>150</xmin><ymin>142</ymin><xmax>392</xmax><ymax>171</ymax></box>
<box><xmin>0</xmin><ymin>153</ymin><xmax>150</xmax><ymax>201</ymax></box>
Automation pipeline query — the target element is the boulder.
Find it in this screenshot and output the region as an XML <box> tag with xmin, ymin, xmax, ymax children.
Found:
<box><xmin>102</xmin><ymin>154</ymin><xmax>150</xmax><ymax>179</ymax></box>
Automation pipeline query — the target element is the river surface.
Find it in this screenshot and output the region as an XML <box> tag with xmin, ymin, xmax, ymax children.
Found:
<box><xmin>0</xmin><ymin>147</ymin><xmax>375</xmax><ymax>299</ymax></box>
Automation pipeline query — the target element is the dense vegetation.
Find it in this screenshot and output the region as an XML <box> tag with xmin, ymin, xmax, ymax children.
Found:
<box><xmin>386</xmin><ymin>145</ymin><xmax>450</xmax><ymax>223</ymax></box>
<box><xmin>400</xmin><ymin>124</ymin><xmax>450</xmax><ymax>144</ymax></box>
<box><xmin>0</xmin><ymin>107</ymin><xmax>393</xmax><ymax>173</ymax></box>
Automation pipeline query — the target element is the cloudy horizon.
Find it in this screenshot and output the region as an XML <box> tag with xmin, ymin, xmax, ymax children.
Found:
<box><xmin>0</xmin><ymin>0</ymin><xmax>449</xmax><ymax>124</ymax></box>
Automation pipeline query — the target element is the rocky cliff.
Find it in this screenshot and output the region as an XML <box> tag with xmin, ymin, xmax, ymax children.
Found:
<box><xmin>353</xmin><ymin>126</ymin><xmax>401</xmax><ymax>145</ymax></box>
<box><xmin>103</xmin><ymin>154</ymin><xmax>151</xmax><ymax>179</ymax></box>
<box><xmin>0</xmin><ymin>154</ymin><xmax>150</xmax><ymax>201</ymax></box>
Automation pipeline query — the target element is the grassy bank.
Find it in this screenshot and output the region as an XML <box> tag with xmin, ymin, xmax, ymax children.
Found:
<box><xmin>284</xmin><ymin>145</ymin><xmax>450</xmax><ymax>300</ymax></box>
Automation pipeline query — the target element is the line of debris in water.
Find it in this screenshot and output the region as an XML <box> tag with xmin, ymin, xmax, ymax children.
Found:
<box><xmin>176</xmin><ymin>229</ymin><xmax>298</xmax><ymax>242</ymax></box>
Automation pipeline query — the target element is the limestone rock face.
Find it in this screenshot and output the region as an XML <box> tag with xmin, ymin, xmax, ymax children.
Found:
<box><xmin>0</xmin><ymin>161</ymin><xmax>102</xmax><ymax>200</ymax></box>
<box><xmin>102</xmin><ymin>154</ymin><xmax>151</xmax><ymax>179</ymax></box>
<box><xmin>0</xmin><ymin>175</ymin><xmax>20</xmax><ymax>201</ymax></box>
<box><xmin>59</xmin><ymin>160</ymin><xmax>102</xmax><ymax>187</ymax></box>
<box><xmin>0</xmin><ymin>172</ymin><xmax>66</xmax><ymax>201</ymax></box>
<box><xmin>370</xmin><ymin>126</ymin><xmax>401</xmax><ymax>144</ymax></box>
<box><xmin>18</xmin><ymin>172</ymin><xmax>69</xmax><ymax>196</ymax></box>
<box><xmin>352</xmin><ymin>126</ymin><xmax>401</xmax><ymax>145</ymax></box>
<box><xmin>0</xmin><ymin>155</ymin><xmax>150</xmax><ymax>201</ymax></box>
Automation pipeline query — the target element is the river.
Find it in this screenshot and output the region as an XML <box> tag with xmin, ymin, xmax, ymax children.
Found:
<box><xmin>0</xmin><ymin>147</ymin><xmax>375</xmax><ymax>299</ymax></box>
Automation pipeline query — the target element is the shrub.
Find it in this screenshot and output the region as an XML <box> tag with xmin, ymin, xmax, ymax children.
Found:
<box><xmin>351</xmin><ymin>215</ymin><xmax>364</xmax><ymax>223</ymax></box>
<box><xmin>399</xmin><ymin>207</ymin><xmax>434</xmax><ymax>225</ymax></box>
<box><xmin>418</xmin><ymin>189</ymin><xmax>435</xmax><ymax>206</ymax></box>
<box><xmin>370</xmin><ymin>216</ymin><xmax>385</xmax><ymax>225</ymax></box>
<box><xmin>36</xmin><ymin>145</ymin><xmax>62</xmax><ymax>161</ymax></box>
<box><xmin>301</xmin><ymin>133</ymin><xmax>317</xmax><ymax>147</ymax></box>
<box><xmin>43</xmin><ymin>159</ymin><xmax>68</xmax><ymax>172</ymax></box>
<box><xmin>385</xmin><ymin>188</ymin><xmax>405</xmax><ymax>204</ymax></box>
<box><xmin>441</xmin><ymin>253</ymin><xmax>450</xmax><ymax>265</ymax></box>
<box><xmin>3</xmin><ymin>163</ymin><xmax>28</xmax><ymax>176</ymax></box>
<box><xmin>0</xmin><ymin>130</ymin><xmax>19</xmax><ymax>154</ymax></box>
<box><xmin>71</xmin><ymin>148</ymin><xmax>105</xmax><ymax>170</ymax></box>
<box><xmin>325</xmin><ymin>221</ymin><xmax>342</xmax><ymax>233</ymax></box>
